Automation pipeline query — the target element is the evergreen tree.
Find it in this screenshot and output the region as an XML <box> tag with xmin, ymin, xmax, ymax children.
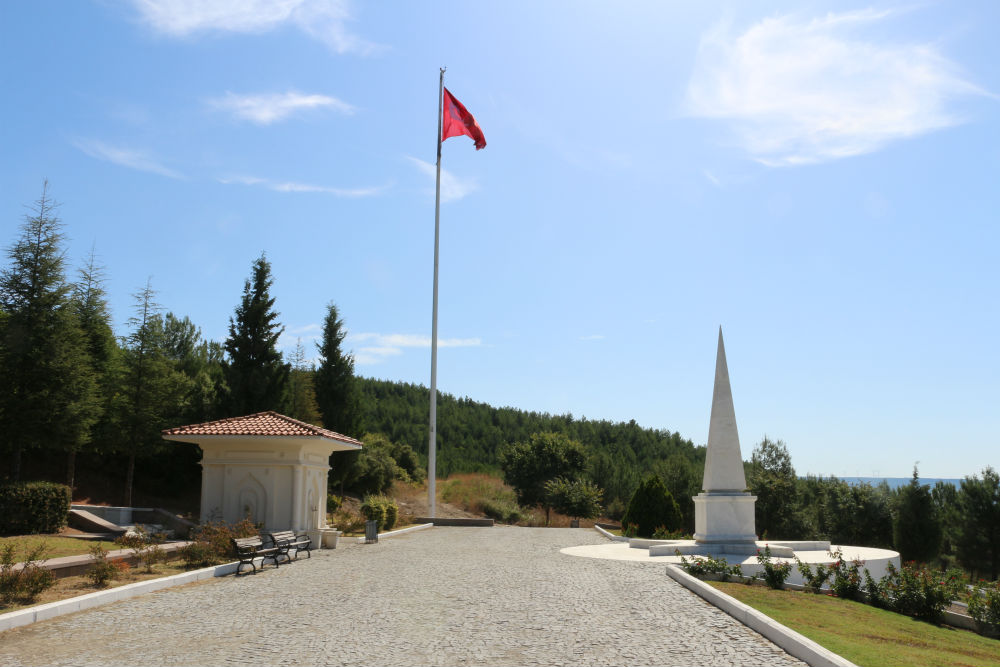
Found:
<box><xmin>67</xmin><ymin>248</ymin><xmax>119</xmax><ymax>488</ymax></box>
<box><xmin>223</xmin><ymin>253</ymin><xmax>288</xmax><ymax>415</ymax></box>
<box><xmin>286</xmin><ymin>338</ymin><xmax>321</xmax><ymax>424</ymax></box>
<box><xmin>315</xmin><ymin>301</ymin><xmax>357</xmax><ymax>435</ymax></box>
<box><xmin>956</xmin><ymin>467</ymin><xmax>1000</xmax><ymax>580</ymax></box>
<box><xmin>116</xmin><ymin>280</ymin><xmax>188</xmax><ymax>506</ymax></box>
<box><xmin>620</xmin><ymin>474</ymin><xmax>682</xmax><ymax>537</ymax></box>
<box><xmin>893</xmin><ymin>465</ymin><xmax>943</xmax><ymax>563</ymax></box>
<box><xmin>0</xmin><ymin>182</ymin><xmax>98</xmax><ymax>481</ymax></box>
<box><xmin>748</xmin><ymin>437</ymin><xmax>804</xmax><ymax>539</ymax></box>
<box><xmin>162</xmin><ymin>312</ymin><xmax>226</xmax><ymax>423</ymax></box>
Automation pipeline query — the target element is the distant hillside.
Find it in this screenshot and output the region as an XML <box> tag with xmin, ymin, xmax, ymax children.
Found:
<box><xmin>356</xmin><ymin>377</ymin><xmax>705</xmax><ymax>510</ymax></box>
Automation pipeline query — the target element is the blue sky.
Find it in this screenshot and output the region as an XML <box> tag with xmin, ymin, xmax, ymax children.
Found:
<box><xmin>2</xmin><ymin>1</ymin><xmax>997</xmax><ymax>478</ymax></box>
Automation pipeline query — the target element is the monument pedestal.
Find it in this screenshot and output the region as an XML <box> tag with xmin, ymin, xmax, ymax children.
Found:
<box><xmin>693</xmin><ymin>492</ymin><xmax>757</xmax><ymax>544</ymax></box>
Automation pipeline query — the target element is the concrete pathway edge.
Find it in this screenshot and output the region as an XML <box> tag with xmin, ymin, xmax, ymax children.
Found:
<box><xmin>355</xmin><ymin>522</ymin><xmax>434</xmax><ymax>543</ymax></box>
<box><xmin>664</xmin><ymin>564</ymin><xmax>858</xmax><ymax>667</ymax></box>
<box><xmin>592</xmin><ymin>524</ymin><xmax>629</xmax><ymax>542</ymax></box>
<box><xmin>0</xmin><ymin>560</ymin><xmax>242</xmax><ymax>634</ymax></box>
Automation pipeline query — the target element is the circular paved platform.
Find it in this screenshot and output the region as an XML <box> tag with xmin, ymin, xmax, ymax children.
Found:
<box><xmin>0</xmin><ymin>527</ymin><xmax>804</xmax><ymax>666</ymax></box>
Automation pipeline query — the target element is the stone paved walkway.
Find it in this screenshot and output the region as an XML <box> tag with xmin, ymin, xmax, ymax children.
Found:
<box><xmin>0</xmin><ymin>527</ymin><xmax>804</xmax><ymax>666</ymax></box>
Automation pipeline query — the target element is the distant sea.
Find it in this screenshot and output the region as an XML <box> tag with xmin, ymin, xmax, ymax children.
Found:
<box><xmin>805</xmin><ymin>476</ymin><xmax>963</xmax><ymax>490</ymax></box>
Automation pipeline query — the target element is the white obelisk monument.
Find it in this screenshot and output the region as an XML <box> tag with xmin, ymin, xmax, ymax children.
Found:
<box><xmin>693</xmin><ymin>328</ymin><xmax>758</xmax><ymax>545</ymax></box>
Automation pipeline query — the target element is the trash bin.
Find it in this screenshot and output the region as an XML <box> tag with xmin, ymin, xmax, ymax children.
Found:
<box><xmin>365</xmin><ymin>520</ymin><xmax>378</xmax><ymax>544</ymax></box>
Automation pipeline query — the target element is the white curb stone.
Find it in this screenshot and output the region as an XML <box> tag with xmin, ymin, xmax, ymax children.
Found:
<box><xmin>592</xmin><ymin>524</ymin><xmax>629</xmax><ymax>542</ymax></box>
<box><xmin>664</xmin><ymin>564</ymin><xmax>858</xmax><ymax>667</ymax></box>
<box><xmin>0</xmin><ymin>560</ymin><xmax>241</xmax><ymax>633</ymax></box>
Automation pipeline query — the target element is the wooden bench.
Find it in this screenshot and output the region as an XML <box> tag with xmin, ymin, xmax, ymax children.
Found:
<box><xmin>231</xmin><ymin>536</ymin><xmax>280</xmax><ymax>574</ymax></box>
<box><xmin>268</xmin><ymin>531</ymin><xmax>313</xmax><ymax>563</ymax></box>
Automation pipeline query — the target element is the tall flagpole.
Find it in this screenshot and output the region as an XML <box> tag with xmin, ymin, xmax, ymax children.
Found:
<box><xmin>428</xmin><ymin>67</ymin><xmax>445</xmax><ymax>518</ymax></box>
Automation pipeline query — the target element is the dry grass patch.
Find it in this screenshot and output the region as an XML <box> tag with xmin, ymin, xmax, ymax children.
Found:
<box><xmin>708</xmin><ymin>581</ymin><xmax>1000</xmax><ymax>667</ymax></box>
<box><xmin>0</xmin><ymin>559</ymin><xmax>193</xmax><ymax>615</ymax></box>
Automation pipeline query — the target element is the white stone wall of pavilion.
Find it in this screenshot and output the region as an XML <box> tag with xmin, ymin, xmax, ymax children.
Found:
<box><xmin>195</xmin><ymin>437</ymin><xmax>344</xmax><ymax>533</ymax></box>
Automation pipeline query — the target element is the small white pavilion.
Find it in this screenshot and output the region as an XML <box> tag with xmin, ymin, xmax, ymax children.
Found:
<box><xmin>162</xmin><ymin>411</ymin><xmax>362</xmax><ymax>545</ymax></box>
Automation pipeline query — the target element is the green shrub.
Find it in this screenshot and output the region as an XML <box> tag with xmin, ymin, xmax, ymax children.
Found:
<box><xmin>0</xmin><ymin>541</ymin><xmax>55</xmax><ymax>605</ymax></box>
<box><xmin>620</xmin><ymin>475</ymin><xmax>681</xmax><ymax>538</ymax></box>
<box><xmin>482</xmin><ymin>498</ymin><xmax>524</xmax><ymax>524</ymax></box>
<box><xmin>332</xmin><ymin>507</ymin><xmax>366</xmax><ymax>533</ymax></box>
<box><xmin>114</xmin><ymin>526</ymin><xmax>166</xmax><ymax>573</ymax></box>
<box><xmin>828</xmin><ymin>548</ymin><xmax>864</xmax><ymax>601</ymax></box>
<box><xmin>85</xmin><ymin>543</ymin><xmax>120</xmax><ymax>588</ymax></box>
<box><xmin>796</xmin><ymin>557</ymin><xmax>833</xmax><ymax>593</ymax></box>
<box><xmin>384</xmin><ymin>499</ymin><xmax>398</xmax><ymax>531</ymax></box>
<box><xmin>967</xmin><ymin>580</ymin><xmax>1000</xmax><ymax>630</ymax></box>
<box><xmin>544</xmin><ymin>477</ymin><xmax>604</xmax><ymax>521</ymax></box>
<box><xmin>651</xmin><ymin>527</ymin><xmax>692</xmax><ymax>540</ymax></box>
<box><xmin>887</xmin><ymin>562</ymin><xmax>950</xmax><ymax>622</ymax></box>
<box><xmin>604</xmin><ymin>498</ymin><xmax>625</xmax><ymax>521</ymax></box>
<box><xmin>756</xmin><ymin>545</ymin><xmax>792</xmax><ymax>590</ymax></box>
<box><xmin>327</xmin><ymin>494</ymin><xmax>343</xmax><ymax>514</ymax></box>
<box><xmin>0</xmin><ymin>482</ymin><xmax>72</xmax><ymax>535</ymax></box>
<box><xmin>679</xmin><ymin>553</ymin><xmax>743</xmax><ymax>581</ymax></box>
<box><xmin>864</xmin><ymin>567</ymin><xmax>891</xmax><ymax>609</ymax></box>
<box><xmin>361</xmin><ymin>495</ymin><xmax>398</xmax><ymax>531</ymax></box>
<box><xmin>179</xmin><ymin>541</ymin><xmax>218</xmax><ymax>569</ymax></box>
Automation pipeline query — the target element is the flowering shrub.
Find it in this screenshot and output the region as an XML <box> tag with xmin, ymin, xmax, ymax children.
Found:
<box><xmin>862</xmin><ymin>561</ymin><xmax>950</xmax><ymax>622</ymax></box>
<box><xmin>678</xmin><ymin>553</ymin><xmax>743</xmax><ymax>581</ymax></box>
<box><xmin>966</xmin><ymin>580</ymin><xmax>1000</xmax><ymax>631</ymax></box>
<box><xmin>756</xmin><ymin>546</ymin><xmax>792</xmax><ymax>590</ymax></box>
<box><xmin>828</xmin><ymin>548</ymin><xmax>864</xmax><ymax>601</ymax></box>
<box><xmin>795</xmin><ymin>557</ymin><xmax>833</xmax><ymax>593</ymax></box>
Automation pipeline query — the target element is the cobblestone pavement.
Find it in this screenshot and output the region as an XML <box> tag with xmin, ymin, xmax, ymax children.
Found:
<box><xmin>0</xmin><ymin>527</ymin><xmax>805</xmax><ymax>666</ymax></box>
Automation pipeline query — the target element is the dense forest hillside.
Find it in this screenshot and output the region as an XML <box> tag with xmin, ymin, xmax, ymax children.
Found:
<box><xmin>355</xmin><ymin>376</ymin><xmax>706</xmax><ymax>514</ymax></box>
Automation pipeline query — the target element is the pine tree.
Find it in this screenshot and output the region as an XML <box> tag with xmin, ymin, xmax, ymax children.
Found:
<box><xmin>893</xmin><ymin>465</ymin><xmax>943</xmax><ymax>563</ymax></box>
<box><xmin>116</xmin><ymin>280</ymin><xmax>188</xmax><ymax>506</ymax></box>
<box><xmin>68</xmin><ymin>248</ymin><xmax>119</xmax><ymax>489</ymax></box>
<box><xmin>162</xmin><ymin>312</ymin><xmax>225</xmax><ymax>423</ymax></box>
<box><xmin>956</xmin><ymin>467</ymin><xmax>1000</xmax><ymax>580</ymax></box>
<box><xmin>315</xmin><ymin>302</ymin><xmax>357</xmax><ymax>435</ymax></box>
<box><xmin>223</xmin><ymin>253</ymin><xmax>288</xmax><ymax>415</ymax></box>
<box><xmin>0</xmin><ymin>182</ymin><xmax>98</xmax><ymax>481</ymax></box>
<box><xmin>286</xmin><ymin>338</ymin><xmax>321</xmax><ymax>423</ymax></box>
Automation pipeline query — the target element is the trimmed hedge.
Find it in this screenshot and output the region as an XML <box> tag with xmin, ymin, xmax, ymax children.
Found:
<box><xmin>0</xmin><ymin>482</ymin><xmax>72</xmax><ymax>535</ymax></box>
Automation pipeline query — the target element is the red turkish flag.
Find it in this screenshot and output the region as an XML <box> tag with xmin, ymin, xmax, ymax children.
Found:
<box><xmin>442</xmin><ymin>87</ymin><xmax>486</xmax><ymax>150</ymax></box>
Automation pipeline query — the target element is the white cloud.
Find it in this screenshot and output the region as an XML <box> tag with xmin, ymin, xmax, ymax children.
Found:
<box><xmin>209</xmin><ymin>91</ymin><xmax>354</xmax><ymax>125</ymax></box>
<box><xmin>219</xmin><ymin>175</ymin><xmax>386</xmax><ymax>198</ymax></box>
<box><xmin>74</xmin><ymin>139</ymin><xmax>183</xmax><ymax>179</ymax></box>
<box><xmin>579</xmin><ymin>334</ymin><xmax>605</xmax><ymax>341</ymax></box>
<box><xmin>686</xmin><ymin>9</ymin><xmax>991</xmax><ymax>165</ymax></box>
<box><xmin>349</xmin><ymin>332</ymin><xmax>482</xmax><ymax>365</ymax></box>
<box><xmin>129</xmin><ymin>0</ymin><xmax>378</xmax><ymax>54</ymax></box>
<box><xmin>406</xmin><ymin>156</ymin><xmax>478</xmax><ymax>202</ymax></box>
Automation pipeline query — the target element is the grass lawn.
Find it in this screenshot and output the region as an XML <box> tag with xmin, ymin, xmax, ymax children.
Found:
<box><xmin>0</xmin><ymin>535</ymin><xmax>116</xmax><ymax>559</ymax></box>
<box><xmin>707</xmin><ymin>581</ymin><xmax>1000</xmax><ymax>667</ymax></box>
<box><xmin>0</xmin><ymin>560</ymin><xmax>195</xmax><ymax>615</ymax></box>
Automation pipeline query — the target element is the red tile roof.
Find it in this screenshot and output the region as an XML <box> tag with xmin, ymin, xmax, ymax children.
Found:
<box><xmin>162</xmin><ymin>411</ymin><xmax>362</xmax><ymax>445</ymax></box>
